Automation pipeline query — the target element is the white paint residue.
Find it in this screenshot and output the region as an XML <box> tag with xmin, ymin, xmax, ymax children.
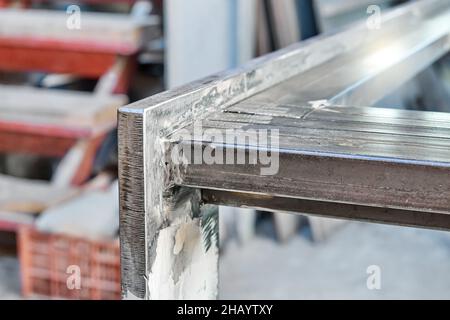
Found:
<box><xmin>147</xmin><ymin>218</ymin><xmax>218</xmax><ymax>300</ymax></box>
<box><xmin>123</xmin><ymin>290</ymin><xmax>142</xmax><ymax>300</ymax></box>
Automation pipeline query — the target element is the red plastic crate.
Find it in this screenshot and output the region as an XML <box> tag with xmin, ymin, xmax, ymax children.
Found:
<box><xmin>18</xmin><ymin>227</ymin><xmax>121</xmax><ymax>300</ymax></box>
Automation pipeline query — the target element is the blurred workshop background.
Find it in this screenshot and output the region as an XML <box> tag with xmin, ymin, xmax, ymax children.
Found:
<box><xmin>0</xmin><ymin>0</ymin><xmax>449</xmax><ymax>300</ymax></box>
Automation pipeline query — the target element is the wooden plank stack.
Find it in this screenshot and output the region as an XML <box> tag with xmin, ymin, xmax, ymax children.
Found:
<box><xmin>0</xmin><ymin>4</ymin><xmax>160</xmax><ymax>299</ymax></box>
<box><xmin>0</xmin><ymin>9</ymin><xmax>159</xmax><ymax>76</ymax></box>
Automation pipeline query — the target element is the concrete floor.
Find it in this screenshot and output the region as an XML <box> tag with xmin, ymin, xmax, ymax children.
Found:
<box><xmin>0</xmin><ymin>256</ymin><xmax>20</xmax><ymax>299</ymax></box>
<box><xmin>1</xmin><ymin>220</ymin><xmax>450</xmax><ymax>299</ymax></box>
<box><xmin>220</xmin><ymin>221</ymin><xmax>450</xmax><ymax>299</ymax></box>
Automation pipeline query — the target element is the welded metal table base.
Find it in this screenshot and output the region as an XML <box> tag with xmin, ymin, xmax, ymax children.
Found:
<box><xmin>119</xmin><ymin>0</ymin><xmax>450</xmax><ymax>300</ymax></box>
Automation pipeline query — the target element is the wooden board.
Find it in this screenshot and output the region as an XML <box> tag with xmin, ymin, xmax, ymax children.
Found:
<box><xmin>0</xmin><ymin>211</ymin><xmax>34</xmax><ymax>231</ymax></box>
<box><xmin>0</xmin><ymin>174</ymin><xmax>78</xmax><ymax>214</ymax></box>
<box><xmin>0</xmin><ymin>85</ymin><xmax>126</xmax><ymax>137</ymax></box>
<box><xmin>0</xmin><ymin>46</ymin><xmax>118</xmax><ymax>78</ymax></box>
<box><xmin>0</xmin><ymin>9</ymin><xmax>159</xmax><ymax>76</ymax></box>
<box><xmin>0</xmin><ymin>9</ymin><xmax>160</xmax><ymax>54</ymax></box>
